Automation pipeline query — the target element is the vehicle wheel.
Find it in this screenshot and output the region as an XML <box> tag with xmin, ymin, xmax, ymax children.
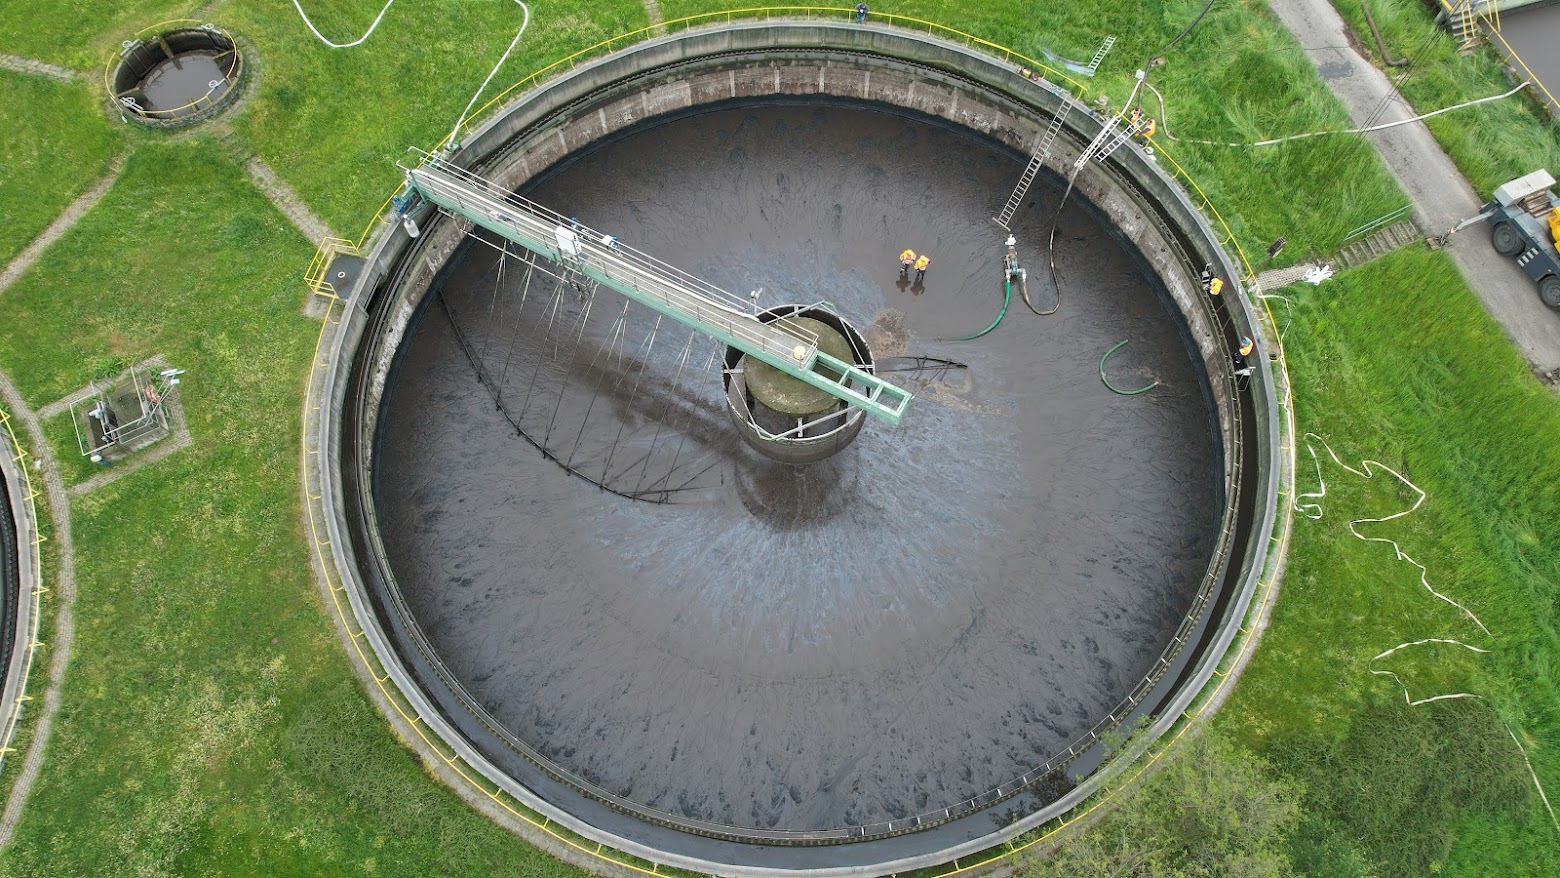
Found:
<box><xmin>1492</xmin><ymin>221</ymin><xmax>1523</xmax><ymax>256</ymax></box>
<box><xmin>1540</xmin><ymin>274</ymin><xmax>1560</xmax><ymax>309</ymax></box>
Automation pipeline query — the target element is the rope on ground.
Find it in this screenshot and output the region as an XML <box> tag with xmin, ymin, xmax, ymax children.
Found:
<box><xmin>1368</xmin><ymin>638</ymin><xmax>1488</xmax><ymax>706</ymax></box>
<box><xmin>449</xmin><ymin>0</ymin><xmax>531</xmax><ymax>146</ymax></box>
<box><xmin>1294</xmin><ymin>432</ymin><xmax>1489</xmax><ymax>635</ymax></box>
<box><xmin>1299</xmin><ymin>435</ymin><xmax>1560</xmax><ymax>838</ymax></box>
<box><xmin>1508</xmin><ymin>723</ymin><xmax>1560</xmax><ymax>836</ymax></box>
<box><xmin>1098</xmin><ymin>339</ymin><xmax>1158</xmax><ymax>395</ymax></box>
<box><xmin>1143</xmin><ymin>80</ymin><xmax>1528</xmax><ymax>148</ymax></box>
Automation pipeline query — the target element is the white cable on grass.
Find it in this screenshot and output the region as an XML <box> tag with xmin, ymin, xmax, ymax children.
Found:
<box><xmin>1508</xmin><ymin>723</ymin><xmax>1560</xmax><ymax>835</ymax></box>
<box><xmin>291</xmin><ymin>0</ymin><xmax>399</xmax><ymax>49</ymax></box>
<box><xmin>1298</xmin><ymin>435</ymin><xmax>1559</xmax><ymax>839</ymax></box>
<box><xmin>290</xmin><ymin>1</ymin><xmax>532</xmax><ymax>148</ymax></box>
<box><xmin>1295</xmin><ymin>432</ymin><xmax>1490</xmax><ymax>635</ymax></box>
<box><xmin>449</xmin><ymin>0</ymin><xmax>531</xmax><ymax>147</ymax></box>
<box><xmin>1142</xmin><ymin>80</ymin><xmax>1528</xmax><ymax>147</ymax></box>
<box><xmin>1369</xmin><ymin>638</ymin><xmax>1488</xmax><ymax>706</ymax></box>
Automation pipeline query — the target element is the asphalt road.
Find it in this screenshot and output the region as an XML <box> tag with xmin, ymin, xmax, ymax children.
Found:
<box><xmin>1271</xmin><ymin>0</ymin><xmax>1560</xmax><ymax>375</ymax></box>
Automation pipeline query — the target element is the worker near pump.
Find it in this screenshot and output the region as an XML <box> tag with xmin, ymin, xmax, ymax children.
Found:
<box><xmin>915</xmin><ymin>253</ymin><xmax>930</xmax><ymax>281</ymax></box>
<box><xmin>900</xmin><ymin>248</ymin><xmax>917</xmax><ymax>276</ymax></box>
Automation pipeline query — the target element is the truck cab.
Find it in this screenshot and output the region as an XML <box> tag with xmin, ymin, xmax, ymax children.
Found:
<box><xmin>1486</xmin><ymin>169</ymin><xmax>1560</xmax><ymax>309</ymax></box>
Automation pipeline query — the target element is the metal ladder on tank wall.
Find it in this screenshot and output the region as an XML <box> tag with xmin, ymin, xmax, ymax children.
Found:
<box><xmin>995</xmin><ymin>102</ymin><xmax>1073</xmax><ymax>230</ymax></box>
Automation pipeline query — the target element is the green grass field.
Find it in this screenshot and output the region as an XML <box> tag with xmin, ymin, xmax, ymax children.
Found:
<box><xmin>1337</xmin><ymin>0</ymin><xmax>1560</xmax><ymax>196</ymax></box>
<box><xmin>1223</xmin><ymin>248</ymin><xmax>1560</xmax><ymax>876</ymax></box>
<box><xmin>0</xmin><ymin>70</ymin><xmax>120</xmax><ymax>268</ymax></box>
<box><xmin>0</xmin><ymin>2</ymin><xmax>1556</xmax><ymax>876</ymax></box>
<box><xmin>0</xmin><ymin>0</ymin><xmax>203</xmax><ymax>69</ymax></box>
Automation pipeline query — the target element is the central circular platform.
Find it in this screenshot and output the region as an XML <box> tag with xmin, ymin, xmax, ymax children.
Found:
<box><xmin>375</xmin><ymin>101</ymin><xmax>1218</xmax><ymax>834</ymax></box>
<box><xmin>744</xmin><ymin>316</ymin><xmax>857</xmax><ymax>417</ymax></box>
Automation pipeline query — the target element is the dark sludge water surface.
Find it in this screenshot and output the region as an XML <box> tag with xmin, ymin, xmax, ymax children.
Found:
<box><xmin>373</xmin><ymin>102</ymin><xmax>1221</xmax><ymax>834</ymax></box>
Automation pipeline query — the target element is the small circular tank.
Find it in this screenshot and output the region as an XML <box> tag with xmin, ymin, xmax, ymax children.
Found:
<box><xmin>109</xmin><ymin>24</ymin><xmax>244</xmax><ymax>127</ymax></box>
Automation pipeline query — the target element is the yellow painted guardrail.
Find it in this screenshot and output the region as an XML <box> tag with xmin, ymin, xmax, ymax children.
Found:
<box><xmin>0</xmin><ymin>406</ymin><xmax>46</xmax><ymax>777</ymax></box>
<box><xmin>299</xmin><ymin>9</ymin><xmax>1298</xmax><ymax>875</ymax></box>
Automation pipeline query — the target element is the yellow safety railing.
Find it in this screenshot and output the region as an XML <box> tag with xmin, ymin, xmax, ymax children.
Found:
<box><xmin>0</xmin><ymin>405</ymin><xmax>46</xmax><ymax>778</ymax></box>
<box><xmin>298</xmin><ymin>11</ymin><xmax>1299</xmax><ymax>876</ymax></box>
<box><xmin>303</xmin><ymin>193</ymin><xmax>398</xmax><ymax>301</ymax></box>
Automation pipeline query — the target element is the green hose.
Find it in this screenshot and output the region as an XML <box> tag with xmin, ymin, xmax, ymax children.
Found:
<box><xmin>950</xmin><ymin>278</ymin><xmax>1012</xmax><ymax>341</ymax></box>
<box><xmin>1099</xmin><ymin>339</ymin><xmax>1160</xmax><ymax>395</ymax></box>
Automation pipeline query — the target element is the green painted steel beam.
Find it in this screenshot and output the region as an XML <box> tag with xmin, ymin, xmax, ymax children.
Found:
<box><xmin>406</xmin><ymin>162</ymin><xmax>911</xmax><ymax>424</ymax></box>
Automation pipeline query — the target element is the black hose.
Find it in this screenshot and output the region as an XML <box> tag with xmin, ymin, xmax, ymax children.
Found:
<box><xmin>1362</xmin><ymin>1</ymin><xmax>1410</xmax><ymax>68</ymax></box>
<box><xmin>1145</xmin><ymin>0</ymin><xmax>1219</xmax><ymax>69</ymax></box>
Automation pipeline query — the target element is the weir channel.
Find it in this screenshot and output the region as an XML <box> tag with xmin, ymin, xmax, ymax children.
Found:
<box><xmin>313</xmin><ymin>21</ymin><xmax>1282</xmax><ymax>876</ymax></box>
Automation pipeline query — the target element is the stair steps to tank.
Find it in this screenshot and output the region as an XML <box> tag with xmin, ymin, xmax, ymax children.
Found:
<box><xmin>1334</xmin><ymin>220</ymin><xmax>1424</xmax><ymax>269</ymax></box>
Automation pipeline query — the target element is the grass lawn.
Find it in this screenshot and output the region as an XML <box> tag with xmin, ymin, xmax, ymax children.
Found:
<box><xmin>0</xmin><ymin>142</ymin><xmax>592</xmax><ymax>877</ymax></box>
<box><xmin>0</xmin><ymin>70</ymin><xmax>120</xmax><ymax>268</ymax></box>
<box><xmin>1224</xmin><ymin>248</ymin><xmax>1560</xmax><ymax>876</ymax></box>
<box><xmin>226</xmin><ymin>0</ymin><xmax>650</xmax><ymax>236</ymax></box>
<box><xmin>0</xmin><ymin>0</ymin><xmax>204</xmax><ymax>69</ymax></box>
<box><xmin>1337</xmin><ymin>0</ymin><xmax>1560</xmax><ymax>196</ymax></box>
<box><xmin>0</xmin><ymin>2</ymin><xmax>1556</xmax><ymax>876</ymax></box>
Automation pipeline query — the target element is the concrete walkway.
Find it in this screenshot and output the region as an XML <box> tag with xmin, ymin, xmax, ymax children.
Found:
<box><xmin>1270</xmin><ymin>0</ymin><xmax>1560</xmax><ymax>375</ymax></box>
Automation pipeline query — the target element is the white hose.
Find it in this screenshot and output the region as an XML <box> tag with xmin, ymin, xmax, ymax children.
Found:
<box><xmin>1142</xmin><ymin>80</ymin><xmax>1528</xmax><ymax>147</ymax></box>
<box><xmin>1295</xmin><ymin>432</ymin><xmax>1489</xmax><ymax>635</ymax></box>
<box><xmin>449</xmin><ymin>0</ymin><xmax>531</xmax><ymax>146</ymax></box>
<box><xmin>290</xmin><ymin>0</ymin><xmax>531</xmax><ymax>146</ymax></box>
<box><xmin>291</xmin><ymin>0</ymin><xmax>399</xmax><ymax>49</ymax></box>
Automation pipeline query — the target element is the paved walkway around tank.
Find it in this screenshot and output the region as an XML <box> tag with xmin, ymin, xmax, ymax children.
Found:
<box><xmin>1270</xmin><ymin>0</ymin><xmax>1560</xmax><ymax>376</ymax></box>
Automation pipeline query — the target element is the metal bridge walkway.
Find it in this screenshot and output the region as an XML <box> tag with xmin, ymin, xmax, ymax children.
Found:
<box><xmin>404</xmin><ymin>153</ymin><xmax>911</xmax><ymax>424</ymax></box>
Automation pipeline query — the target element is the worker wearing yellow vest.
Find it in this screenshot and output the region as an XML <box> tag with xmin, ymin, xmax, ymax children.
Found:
<box><xmin>900</xmin><ymin>248</ymin><xmax>917</xmax><ymax>276</ymax></box>
<box><xmin>914</xmin><ymin>253</ymin><xmax>930</xmax><ymax>281</ymax></box>
<box><xmin>1549</xmin><ymin>208</ymin><xmax>1560</xmax><ymax>255</ymax></box>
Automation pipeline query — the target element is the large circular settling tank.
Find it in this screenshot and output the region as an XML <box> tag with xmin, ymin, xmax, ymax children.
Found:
<box><xmin>322</xmin><ymin>23</ymin><xmax>1281</xmax><ymax>874</ymax></box>
<box><xmin>374</xmin><ymin>101</ymin><xmax>1219</xmax><ymax>833</ymax></box>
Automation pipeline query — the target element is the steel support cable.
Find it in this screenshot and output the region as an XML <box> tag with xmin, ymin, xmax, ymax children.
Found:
<box><xmin>1098</xmin><ymin>339</ymin><xmax>1159</xmax><ymax>395</ymax></box>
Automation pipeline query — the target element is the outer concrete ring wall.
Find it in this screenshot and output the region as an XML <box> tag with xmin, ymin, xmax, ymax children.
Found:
<box><xmin>0</xmin><ymin>421</ymin><xmax>40</xmax><ymax>770</ymax></box>
<box><xmin>314</xmin><ymin>21</ymin><xmax>1282</xmax><ymax>877</ymax></box>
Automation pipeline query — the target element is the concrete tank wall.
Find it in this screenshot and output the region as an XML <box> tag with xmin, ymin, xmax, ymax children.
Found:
<box><xmin>317</xmin><ymin>20</ymin><xmax>1281</xmax><ymax>877</ymax></box>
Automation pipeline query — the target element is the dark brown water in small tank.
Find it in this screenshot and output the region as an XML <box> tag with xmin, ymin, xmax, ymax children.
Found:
<box><xmin>138</xmin><ymin>53</ymin><xmax>231</xmax><ymax>116</ymax></box>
